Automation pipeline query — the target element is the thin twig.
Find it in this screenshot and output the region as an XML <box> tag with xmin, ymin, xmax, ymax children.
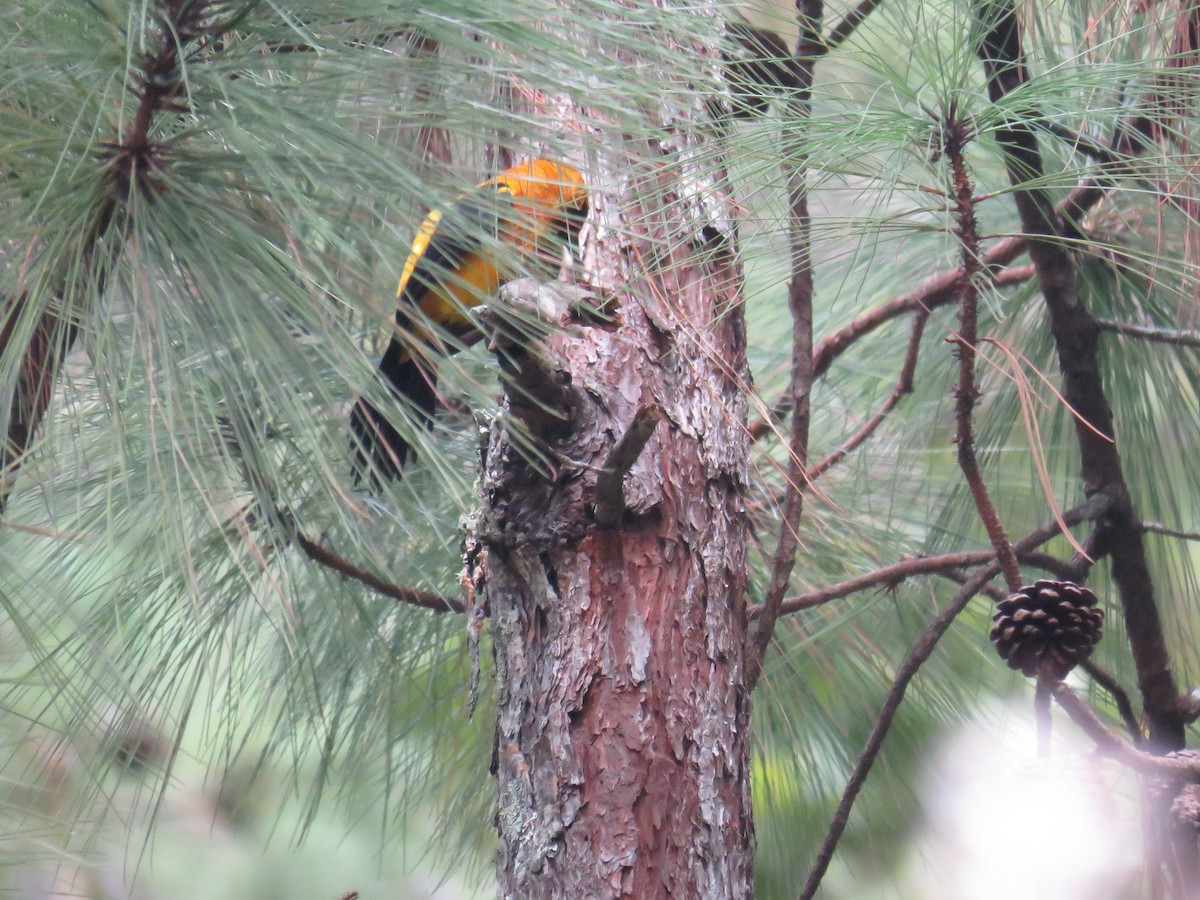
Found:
<box><xmin>1096</xmin><ymin>319</ymin><xmax>1200</xmax><ymax>348</ymax></box>
<box><xmin>749</xmin><ymin>264</ymin><xmax>1035</xmax><ymax>443</ymax></box>
<box><xmin>1039</xmin><ymin>121</ymin><xmax>1197</xmax><ymax>223</ymax></box>
<box><xmin>222</xmin><ymin>402</ymin><xmax>463</xmax><ymax>612</ymax></box>
<box><xmin>798</xmin><ymin>563</ymin><xmax>1000</xmax><ymax>900</ymax></box>
<box><xmin>797</xmin><ymin>494</ymin><xmax>1110</xmax><ymax>900</ymax></box>
<box><xmin>810</xmin><ymin>262</ymin><xmax>1036</xmax><ymax>385</ymax></box>
<box><xmin>774</xmin><ymin>547</ymin><xmax>1074</xmax><ymax>616</ymax></box>
<box><xmin>806</xmin><ymin>311</ymin><xmax>926</xmax><ymax>481</ymax></box>
<box><xmin>1141</xmin><ymin>521</ymin><xmax>1200</xmax><ymax>543</ymax></box>
<box><xmin>1081</xmin><ymin>657</ymin><xmax>1144</xmax><ymax>746</ymax></box>
<box><xmin>1040</xmin><ymin>120</ymin><xmax>1128</xmax><ymax>166</ymax></box>
<box><xmin>788</xmin><ymin>103</ymin><xmax>1174</xmax><ymax>418</ymax></box>
<box><xmin>1018</xmin><ymin>549</ymin><xmax>1082</xmax><ymax>580</ymax></box>
<box><xmin>294</xmin><ymin>530</ymin><xmax>463</xmax><ymax>614</ymax></box>
<box><xmin>943</xmin><ymin>107</ymin><xmax>1022</xmax><ymax>592</ymax></box>
<box><xmin>940</xmin><ymin>567</ymin><xmax>1007</xmax><ymax>600</ymax></box>
<box><xmin>745</xmin><ymin>0</ymin><xmax>823</xmax><ymax>693</ymax></box>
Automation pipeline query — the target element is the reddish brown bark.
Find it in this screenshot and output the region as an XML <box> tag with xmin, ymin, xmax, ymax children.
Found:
<box><xmin>485</xmin><ymin>175</ymin><xmax>753</xmax><ymax>897</ymax></box>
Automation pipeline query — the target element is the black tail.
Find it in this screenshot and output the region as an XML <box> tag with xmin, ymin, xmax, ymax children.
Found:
<box><xmin>350</xmin><ymin>340</ymin><xmax>439</xmax><ymax>487</ymax></box>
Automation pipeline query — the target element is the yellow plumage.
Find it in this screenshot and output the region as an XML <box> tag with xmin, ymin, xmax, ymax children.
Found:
<box><xmin>350</xmin><ymin>158</ymin><xmax>588</xmax><ymax>485</ymax></box>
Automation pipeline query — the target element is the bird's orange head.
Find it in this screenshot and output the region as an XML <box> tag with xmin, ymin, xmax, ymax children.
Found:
<box><xmin>494</xmin><ymin>158</ymin><xmax>588</xmax><ymax>218</ymax></box>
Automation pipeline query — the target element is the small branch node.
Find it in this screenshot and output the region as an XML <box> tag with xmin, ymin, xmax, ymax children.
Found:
<box><xmin>593</xmin><ymin>405</ymin><xmax>662</xmax><ymax>527</ymax></box>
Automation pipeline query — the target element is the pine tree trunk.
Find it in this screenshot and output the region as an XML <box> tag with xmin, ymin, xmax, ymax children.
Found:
<box><xmin>483</xmin><ymin>152</ymin><xmax>754</xmax><ymax>897</ymax></box>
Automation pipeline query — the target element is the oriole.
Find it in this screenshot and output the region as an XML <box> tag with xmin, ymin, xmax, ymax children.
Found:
<box><xmin>351</xmin><ymin>158</ymin><xmax>588</xmax><ymax>484</ymax></box>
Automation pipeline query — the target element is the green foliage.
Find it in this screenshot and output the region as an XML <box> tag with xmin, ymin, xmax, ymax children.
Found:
<box><xmin>0</xmin><ymin>0</ymin><xmax>675</xmax><ymax>891</ymax></box>
<box><xmin>736</xmin><ymin>0</ymin><xmax>1200</xmax><ymax>894</ymax></box>
<box><xmin>1</xmin><ymin>0</ymin><xmax>1199</xmax><ymax>896</ymax></box>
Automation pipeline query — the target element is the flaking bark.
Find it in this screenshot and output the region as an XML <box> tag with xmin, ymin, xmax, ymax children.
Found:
<box><xmin>484</xmin><ymin>191</ymin><xmax>753</xmax><ymax>897</ymax></box>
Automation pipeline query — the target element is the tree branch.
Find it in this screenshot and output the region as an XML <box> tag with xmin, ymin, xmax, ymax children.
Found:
<box><xmin>810</xmin><ymin>262</ymin><xmax>1036</xmax><ymax>385</ymax></box>
<box><xmin>823</xmin><ymin>0</ymin><xmax>887</xmax><ymax>52</ymax></box>
<box><xmin>294</xmin><ymin>529</ymin><xmax>464</xmax><ymax>614</ymax></box>
<box><xmin>944</xmin><ymin>107</ymin><xmax>1022</xmax><ymax>591</ymax></box>
<box><xmin>0</xmin><ymin>297</ymin><xmax>80</xmax><ymax>514</ymax></box>
<box><xmin>594</xmin><ymin>405</ymin><xmax>662</xmax><ymax>526</ymax></box>
<box><xmin>775</xmin><ymin>546</ymin><xmax>1079</xmax><ymax>617</ymax></box>
<box><xmin>1141</xmin><ymin>521</ymin><xmax>1200</xmax><ymax>543</ymax></box>
<box><xmin>1096</xmin><ymin>319</ymin><xmax>1200</xmax><ymax>349</ymax></box>
<box><xmin>750</xmin><ymin>264</ymin><xmax>1035</xmax><ymax>443</ymax></box>
<box><xmin>1081</xmin><ymin>657</ymin><xmax>1144</xmax><ymax>746</ymax></box>
<box><xmin>222</xmin><ymin>413</ymin><xmax>464</xmax><ymax>615</ymax></box>
<box><xmin>976</xmin><ymin>0</ymin><xmax>1184</xmax><ymax>749</ymax></box>
<box><xmin>1051</xmin><ymin>681</ymin><xmax>1200</xmax><ymax>780</ymax></box>
<box><xmin>784</xmin><ymin>93</ymin><xmax>1175</xmax><ymax>422</ymax></box>
<box><xmin>745</xmin><ymin>0</ymin><xmax>823</xmax><ymax>693</ymax></box>
<box><xmin>797</xmin><ymin>564</ymin><xmax>1001</xmax><ymax>900</ymax></box>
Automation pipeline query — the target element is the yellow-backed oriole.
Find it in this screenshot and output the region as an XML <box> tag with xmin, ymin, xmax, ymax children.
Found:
<box><xmin>351</xmin><ymin>158</ymin><xmax>588</xmax><ymax>484</ymax></box>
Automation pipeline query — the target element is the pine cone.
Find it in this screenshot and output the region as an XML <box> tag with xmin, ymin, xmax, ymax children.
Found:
<box><xmin>990</xmin><ymin>580</ymin><xmax>1103</xmax><ymax>679</ymax></box>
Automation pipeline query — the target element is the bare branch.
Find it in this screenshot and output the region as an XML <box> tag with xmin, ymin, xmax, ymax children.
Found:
<box><xmin>939</xmin><ymin>567</ymin><xmax>1007</xmax><ymax>600</ymax></box>
<box><xmin>810</xmin><ymin>261</ymin><xmax>1035</xmax><ymax>384</ymax></box>
<box><xmin>798</xmin><ymin>564</ymin><xmax>999</xmax><ymax>900</ymax></box>
<box><xmin>1141</xmin><ymin>521</ymin><xmax>1200</xmax><ymax>543</ymax></box>
<box><xmin>294</xmin><ymin>529</ymin><xmax>464</xmax><ymax>614</ymax></box>
<box><xmin>745</xmin><ymin>0</ymin><xmax>823</xmax><ymax>693</ymax></box>
<box><xmin>750</xmin><ymin>263</ymin><xmax>1034</xmax><ymax>443</ymax></box>
<box><xmin>1018</xmin><ymin>549</ymin><xmax>1084</xmax><ymax>580</ymax></box>
<box><xmin>943</xmin><ymin>107</ymin><xmax>1022</xmax><ymax>591</ymax></box>
<box><xmin>1051</xmin><ymin>681</ymin><xmax>1200</xmax><ymax>780</ymax></box>
<box><xmin>1039</xmin><ymin>120</ymin><xmax>1128</xmax><ymax>166</ymax></box>
<box><xmin>775</xmin><ymin>547</ymin><xmax>1078</xmax><ymax>617</ymax></box>
<box><xmin>1081</xmin><ymin>658</ymin><xmax>1144</xmax><ymax>746</ymax></box>
<box><xmin>1096</xmin><ymin>320</ymin><xmax>1200</xmax><ymax>349</ymax></box>
<box><xmin>823</xmin><ymin>0</ymin><xmax>887</xmax><ymax>52</ymax></box>
<box><xmin>793</xmin><ymin>99</ymin><xmax>1176</xmax><ymax>406</ymax></box>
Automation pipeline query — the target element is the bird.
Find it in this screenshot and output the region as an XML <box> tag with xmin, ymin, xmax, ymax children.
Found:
<box><xmin>350</xmin><ymin>158</ymin><xmax>588</xmax><ymax>486</ymax></box>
